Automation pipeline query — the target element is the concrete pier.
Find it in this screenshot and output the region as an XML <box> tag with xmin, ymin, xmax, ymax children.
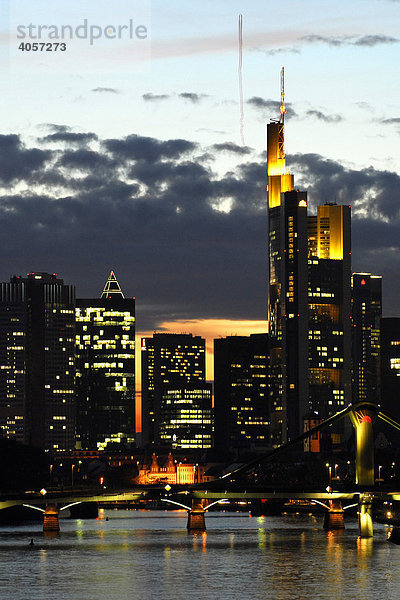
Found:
<box><xmin>323</xmin><ymin>500</ymin><xmax>345</xmax><ymax>530</ymax></box>
<box><xmin>187</xmin><ymin>498</ymin><xmax>206</xmax><ymax>531</ymax></box>
<box><xmin>43</xmin><ymin>504</ymin><xmax>60</xmax><ymax>532</ymax></box>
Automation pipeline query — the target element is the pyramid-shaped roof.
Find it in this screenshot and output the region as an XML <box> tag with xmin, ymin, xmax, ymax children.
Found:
<box><xmin>101</xmin><ymin>271</ymin><xmax>124</xmax><ymax>299</ymax></box>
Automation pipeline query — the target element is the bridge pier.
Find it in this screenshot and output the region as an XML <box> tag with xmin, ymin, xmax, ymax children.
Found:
<box><xmin>43</xmin><ymin>504</ymin><xmax>60</xmax><ymax>532</ymax></box>
<box><xmin>187</xmin><ymin>498</ymin><xmax>206</xmax><ymax>531</ymax></box>
<box><xmin>358</xmin><ymin>494</ymin><xmax>373</xmax><ymax>538</ymax></box>
<box><xmin>323</xmin><ymin>500</ymin><xmax>345</xmax><ymax>530</ymax></box>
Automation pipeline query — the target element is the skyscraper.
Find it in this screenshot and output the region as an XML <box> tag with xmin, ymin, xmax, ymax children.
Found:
<box><xmin>267</xmin><ymin>70</ymin><xmax>352</xmax><ymax>445</ymax></box>
<box><xmin>75</xmin><ymin>272</ymin><xmax>135</xmax><ymax>450</ymax></box>
<box><xmin>213</xmin><ymin>333</ymin><xmax>269</xmax><ymax>452</ymax></box>
<box><xmin>267</xmin><ymin>71</ymin><xmax>309</xmax><ymax>445</ymax></box>
<box><xmin>0</xmin><ymin>272</ymin><xmax>76</xmax><ymax>450</ymax></box>
<box><xmin>308</xmin><ymin>204</ymin><xmax>352</xmax><ymax>422</ymax></box>
<box><xmin>141</xmin><ymin>333</ymin><xmax>212</xmax><ymax>449</ymax></box>
<box><xmin>352</xmin><ymin>273</ymin><xmax>382</xmax><ymax>406</ymax></box>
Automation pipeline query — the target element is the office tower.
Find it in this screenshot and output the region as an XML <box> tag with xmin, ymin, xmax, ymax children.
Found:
<box><xmin>0</xmin><ymin>272</ymin><xmax>75</xmax><ymax>450</ymax></box>
<box><xmin>75</xmin><ymin>271</ymin><xmax>135</xmax><ymax>450</ymax></box>
<box><xmin>158</xmin><ymin>384</ymin><xmax>212</xmax><ymax>449</ymax></box>
<box><xmin>352</xmin><ymin>273</ymin><xmax>382</xmax><ymax>405</ymax></box>
<box><xmin>267</xmin><ymin>70</ymin><xmax>352</xmax><ymax>445</ymax></box>
<box><xmin>380</xmin><ymin>318</ymin><xmax>400</xmax><ymax>416</ymax></box>
<box><xmin>213</xmin><ymin>333</ymin><xmax>269</xmax><ymax>452</ymax></box>
<box><xmin>267</xmin><ymin>69</ymin><xmax>309</xmax><ymax>445</ymax></box>
<box><xmin>141</xmin><ymin>333</ymin><xmax>212</xmax><ymax>449</ymax></box>
<box><xmin>308</xmin><ymin>204</ymin><xmax>352</xmax><ymax>422</ymax></box>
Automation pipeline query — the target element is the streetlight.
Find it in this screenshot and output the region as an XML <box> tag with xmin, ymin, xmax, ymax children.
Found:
<box><xmin>334</xmin><ymin>464</ymin><xmax>339</xmax><ymax>479</ymax></box>
<box><xmin>71</xmin><ymin>464</ymin><xmax>75</xmax><ymax>487</ymax></box>
<box><xmin>326</xmin><ymin>463</ymin><xmax>332</xmax><ymax>484</ymax></box>
<box><xmin>49</xmin><ymin>464</ymin><xmax>53</xmax><ymax>487</ymax></box>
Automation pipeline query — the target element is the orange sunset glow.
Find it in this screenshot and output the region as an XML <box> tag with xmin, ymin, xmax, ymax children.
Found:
<box><xmin>135</xmin><ymin>318</ymin><xmax>267</xmax><ymax>431</ymax></box>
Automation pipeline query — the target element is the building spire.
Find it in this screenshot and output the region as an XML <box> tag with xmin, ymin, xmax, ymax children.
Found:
<box><xmin>101</xmin><ymin>271</ymin><xmax>124</xmax><ymax>299</ymax></box>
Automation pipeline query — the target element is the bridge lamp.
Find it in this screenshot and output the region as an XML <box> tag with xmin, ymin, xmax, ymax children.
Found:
<box><xmin>40</xmin><ymin>488</ymin><xmax>47</xmax><ymax>496</ymax></box>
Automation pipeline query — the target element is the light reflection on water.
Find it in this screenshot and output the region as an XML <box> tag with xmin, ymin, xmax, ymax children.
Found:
<box><xmin>0</xmin><ymin>511</ymin><xmax>399</xmax><ymax>600</ymax></box>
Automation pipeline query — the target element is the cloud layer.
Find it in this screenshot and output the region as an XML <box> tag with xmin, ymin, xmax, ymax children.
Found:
<box><xmin>0</xmin><ymin>129</ymin><xmax>399</xmax><ymax>331</ymax></box>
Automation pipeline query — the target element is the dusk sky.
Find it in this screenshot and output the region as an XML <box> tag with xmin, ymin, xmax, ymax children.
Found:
<box><xmin>0</xmin><ymin>0</ymin><xmax>400</xmax><ymax>378</ymax></box>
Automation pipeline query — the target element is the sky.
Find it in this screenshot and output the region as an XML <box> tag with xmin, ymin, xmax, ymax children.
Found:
<box><xmin>0</xmin><ymin>0</ymin><xmax>400</xmax><ymax>382</ymax></box>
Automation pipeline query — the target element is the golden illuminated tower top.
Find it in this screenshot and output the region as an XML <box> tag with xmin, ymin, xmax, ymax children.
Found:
<box><xmin>267</xmin><ymin>67</ymin><xmax>294</xmax><ymax>208</ymax></box>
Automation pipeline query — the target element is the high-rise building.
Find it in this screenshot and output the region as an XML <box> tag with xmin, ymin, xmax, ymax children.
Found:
<box><xmin>213</xmin><ymin>333</ymin><xmax>269</xmax><ymax>452</ymax></box>
<box><xmin>141</xmin><ymin>333</ymin><xmax>212</xmax><ymax>449</ymax></box>
<box><xmin>267</xmin><ymin>69</ymin><xmax>309</xmax><ymax>445</ymax></box>
<box><xmin>380</xmin><ymin>318</ymin><xmax>400</xmax><ymax>416</ymax></box>
<box><xmin>267</xmin><ymin>70</ymin><xmax>352</xmax><ymax>446</ymax></box>
<box><xmin>75</xmin><ymin>272</ymin><xmax>135</xmax><ymax>450</ymax></box>
<box><xmin>0</xmin><ymin>272</ymin><xmax>76</xmax><ymax>450</ymax></box>
<box><xmin>308</xmin><ymin>204</ymin><xmax>352</xmax><ymax>421</ymax></box>
<box><xmin>352</xmin><ymin>273</ymin><xmax>382</xmax><ymax>406</ymax></box>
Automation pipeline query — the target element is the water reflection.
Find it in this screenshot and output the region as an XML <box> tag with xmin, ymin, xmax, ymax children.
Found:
<box><xmin>0</xmin><ymin>512</ymin><xmax>398</xmax><ymax>600</ymax></box>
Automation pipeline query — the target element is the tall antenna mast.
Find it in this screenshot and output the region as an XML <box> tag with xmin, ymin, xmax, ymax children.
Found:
<box><xmin>280</xmin><ymin>66</ymin><xmax>285</xmax><ymax>124</ymax></box>
<box><xmin>278</xmin><ymin>67</ymin><xmax>285</xmax><ymax>159</ymax></box>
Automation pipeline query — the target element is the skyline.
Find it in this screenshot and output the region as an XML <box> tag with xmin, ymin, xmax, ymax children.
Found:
<box><xmin>0</xmin><ymin>0</ymin><xmax>399</xmax><ymax>355</ymax></box>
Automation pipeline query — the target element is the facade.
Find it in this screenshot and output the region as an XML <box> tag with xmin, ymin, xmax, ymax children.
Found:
<box><xmin>136</xmin><ymin>453</ymin><xmax>198</xmax><ymax>485</ymax></box>
<box><xmin>352</xmin><ymin>273</ymin><xmax>382</xmax><ymax>406</ymax></box>
<box><xmin>308</xmin><ymin>204</ymin><xmax>352</xmax><ymax>422</ymax></box>
<box><xmin>141</xmin><ymin>333</ymin><xmax>212</xmax><ymax>448</ymax></box>
<box><xmin>213</xmin><ymin>334</ymin><xmax>269</xmax><ymax>451</ymax></box>
<box><xmin>267</xmin><ymin>70</ymin><xmax>352</xmax><ymax>446</ymax></box>
<box><xmin>0</xmin><ymin>272</ymin><xmax>76</xmax><ymax>450</ymax></box>
<box><xmin>380</xmin><ymin>318</ymin><xmax>400</xmax><ymax>416</ymax></box>
<box><xmin>75</xmin><ymin>272</ymin><xmax>135</xmax><ymax>450</ymax></box>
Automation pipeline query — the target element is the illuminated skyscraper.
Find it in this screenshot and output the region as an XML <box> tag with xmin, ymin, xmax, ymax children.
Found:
<box><xmin>0</xmin><ymin>273</ymin><xmax>76</xmax><ymax>450</ymax></box>
<box><xmin>213</xmin><ymin>334</ymin><xmax>269</xmax><ymax>452</ymax></box>
<box><xmin>267</xmin><ymin>69</ymin><xmax>309</xmax><ymax>445</ymax></box>
<box><xmin>141</xmin><ymin>333</ymin><xmax>211</xmax><ymax>448</ymax></box>
<box><xmin>75</xmin><ymin>272</ymin><xmax>135</xmax><ymax>450</ymax></box>
<box><xmin>308</xmin><ymin>204</ymin><xmax>352</xmax><ymax>422</ymax></box>
<box><xmin>267</xmin><ymin>70</ymin><xmax>352</xmax><ymax>445</ymax></box>
<box><xmin>352</xmin><ymin>273</ymin><xmax>382</xmax><ymax>406</ymax></box>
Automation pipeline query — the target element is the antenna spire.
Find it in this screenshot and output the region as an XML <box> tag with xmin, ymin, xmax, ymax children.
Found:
<box><xmin>280</xmin><ymin>66</ymin><xmax>285</xmax><ymax>124</ymax></box>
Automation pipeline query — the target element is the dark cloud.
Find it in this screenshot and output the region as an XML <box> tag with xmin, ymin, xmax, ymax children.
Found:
<box><xmin>57</xmin><ymin>149</ymin><xmax>116</xmax><ymax>173</ymax></box>
<box><xmin>103</xmin><ymin>134</ymin><xmax>197</xmax><ymax>162</ymax></box>
<box><xmin>251</xmin><ymin>46</ymin><xmax>300</xmax><ymax>56</ymax></box>
<box><xmin>354</xmin><ymin>34</ymin><xmax>398</xmax><ymax>46</ymax></box>
<box><xmin>178</xmin><ymin>92</ymin><xmax>208</xmax><ymax>103</ymax></box>
<box><xmin>41</xmin><ymin>132</ymin><xmax>98</xmax><ymax>144</ymax></box>
<box><xmin>301</xmin><ymin>33</ymin><xmax>399</xmax><ymax>47</ymax></box>
<box><xmin>247</xmin><ymin>97</ymin><xmax>297</xmax><ymax>120</ymax></box>
<box><xmin>0</xmin><ymin>134</ymin><xmax>50</xmax><ymax>184</ymax></box>
<box><xmin>381</xmin><ymin>117</ymin><xmax>400</xmax><ymax>124</ymax></box>
<box><xmin>306</xmin><ymin>110</ymin><xmax>343</xmax><ymax>123</ymax></box>
<box><xmin>0</xmin><ymin>132</ymin><xmax>400</xmax><ymax>330</ymax></box>
<box><xmin>142</xmin><ymin>93</ymin><xmax>170</xmax><ymax>102</ymax></box>
<box><xmin>211</xmin><ymin>142</ymin><xmax>252</xmax><ymax>155</ymax></box>
<box><xmin>91</xmin><ymin>87</ymin><xmax>119</xmax><ymax>94</ymax></box>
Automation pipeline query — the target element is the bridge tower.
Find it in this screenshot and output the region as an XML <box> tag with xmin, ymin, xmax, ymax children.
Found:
<box><xmin>350</xmin><ymin>403</ymin><xmax>376</xmax><ymax>538</ymax></box>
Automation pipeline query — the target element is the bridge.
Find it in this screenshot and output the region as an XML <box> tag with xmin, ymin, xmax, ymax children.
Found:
<box><xmin>2</xmin><ymin>402</ymin><xmax>400</xmax><ymax>538</ymax></box>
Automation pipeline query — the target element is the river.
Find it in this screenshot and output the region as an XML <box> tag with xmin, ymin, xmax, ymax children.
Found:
<box><xmin>0</xmin><ymin>510</ymin><xmax>399</xmax><ymax>600</ymax></box>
